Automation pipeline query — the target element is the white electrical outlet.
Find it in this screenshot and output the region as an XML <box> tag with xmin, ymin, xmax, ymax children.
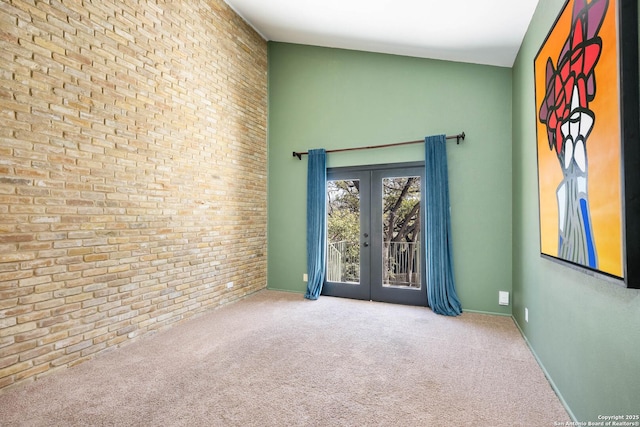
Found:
<box><xmin>303</xmin><ymin>274</ymin><xmax>308</xmax><ymax>282</ymax></box>
<box><xmin>525</xmin><ymin>307</ymin><xmax>529</xmax><ymax>323</ymax></box>
<box><xmin>498</xmin><ymin>291</ymin><xmax>509</xmax><ymax>306</ymax></box>
<box><xmin>226</xmin><ymin>282</ymin><xmax>233</xmax><ymax>289</ymax></box>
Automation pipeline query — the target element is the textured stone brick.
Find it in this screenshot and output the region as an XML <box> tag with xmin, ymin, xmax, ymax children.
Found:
<box><xmin>0</xmin><ymin>361</ymin><xmax>33</xmax><ymax>379</ymax></box>
<box><xmin>0</xmin><ymin>0</ymin><xmax>266</xmax><ymax>389</ymax></box>
<box><xmin>14</xmin><ymin>362</ymin><xmax>50</xmax><ymax>381</ymax></box>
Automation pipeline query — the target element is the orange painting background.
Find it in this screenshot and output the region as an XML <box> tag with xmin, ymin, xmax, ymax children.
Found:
<box><xmin>534</xmin><ymin>0</ymin><xmax>623</xmax><ymax>277</ymax></box>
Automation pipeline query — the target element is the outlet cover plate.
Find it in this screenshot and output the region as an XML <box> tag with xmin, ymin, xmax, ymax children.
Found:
<box><xmin>499</xmin><ymin>291</ymin><xmax>509</xmax><ymax>306</ymax></box>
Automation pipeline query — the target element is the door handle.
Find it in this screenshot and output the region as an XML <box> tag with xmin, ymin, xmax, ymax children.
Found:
<box><xmin>363</xmin><ymin>242</ymin><xmax>369</xmax><ymax>247</ymax></box>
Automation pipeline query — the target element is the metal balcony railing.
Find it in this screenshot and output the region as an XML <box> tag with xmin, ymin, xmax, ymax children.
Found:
<box><xmin>327</xmin><ymin>240</ymin><xmax>420</xmax><ymax>287</ymax></box>
<box><xmin>327</xmin><ymin>240</ymin><xmax>360</xmax><ymax>283</ymax></box>
<box><xmin>383</xmin><ymin>241</ymin><xmax>420</xmax><ymax>288</ymax></box>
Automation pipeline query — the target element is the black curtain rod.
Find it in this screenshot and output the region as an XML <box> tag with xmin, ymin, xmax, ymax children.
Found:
<box><xmin>292</xmin><ymin>132</ymin><xmax>465</xmax><ymax>160</ymax></box>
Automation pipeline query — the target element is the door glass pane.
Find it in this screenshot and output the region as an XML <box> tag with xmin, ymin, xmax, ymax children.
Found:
<box><xmin>327</xmin><ymin>180</ymin><xmax>360</xmax><ymax>284</ymax></box>
<box><xmin>382</xmin><ymin>176</ymin><xmax>421</xmax><ymax>288</ymax></box>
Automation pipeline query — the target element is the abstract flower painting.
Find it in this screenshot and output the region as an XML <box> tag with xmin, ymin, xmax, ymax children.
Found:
<box><xmin>534</xmin><ymin>0</ymin><xmax>624</xmax><ymax>278</ymax></box>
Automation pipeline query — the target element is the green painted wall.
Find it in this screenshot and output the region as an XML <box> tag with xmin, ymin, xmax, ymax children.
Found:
<box><xmin>512</xmin><ymin>0</ymin><xmax>640</xmax><ymax>421</ymax></box>
<box><xmin>267</xmin><ymin>42</ymin><xmax>513</xmax><ymax>314</ymax></box>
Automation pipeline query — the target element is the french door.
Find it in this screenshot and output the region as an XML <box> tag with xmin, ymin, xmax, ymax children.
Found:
<box><xmin>322</xmin><ymin>163</ymin><xmax>428</xmax><ymax>306</ymax></box>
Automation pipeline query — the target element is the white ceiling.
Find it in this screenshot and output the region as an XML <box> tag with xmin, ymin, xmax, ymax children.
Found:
<box><xmin>224</xmin><ymin>0</ymin><xmax>540</xmax><ymax>67</ymax></box>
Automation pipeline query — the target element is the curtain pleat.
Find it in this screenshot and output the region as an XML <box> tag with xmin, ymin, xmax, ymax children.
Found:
<box><xmin>425</xmin><ymin>135</ymin><xmax>462</xmax><ymax>316</ymax></box>
<box><xmin>305</xmin><ymin>149</ymin><xmax>327</xmax><ymax>300</ymax></box>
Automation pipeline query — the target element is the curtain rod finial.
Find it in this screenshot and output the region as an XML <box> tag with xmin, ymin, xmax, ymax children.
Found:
<box><xmin>293</xmin><ymin>152</ymin><xmax>302</xmax><ymax>160</ymax></box>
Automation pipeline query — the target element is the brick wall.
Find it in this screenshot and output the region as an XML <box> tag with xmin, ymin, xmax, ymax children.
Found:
<box><xmin>0</xmin><ymin>0</ymin><xmax>267</xmax><ymax>389</ymax></box>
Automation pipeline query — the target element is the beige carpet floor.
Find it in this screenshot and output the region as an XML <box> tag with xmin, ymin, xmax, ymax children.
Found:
<box><xmin>0</xmin><ymin>290</ymin><xmax>569</xmax><ymax>426</ymax></box>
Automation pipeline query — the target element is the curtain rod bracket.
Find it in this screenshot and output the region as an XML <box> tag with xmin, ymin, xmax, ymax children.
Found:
<box><xmin>293</xmin><ymin>151</ymin><xmax>302</xmax><ymax>160</ymax></box>
<box><xmin>457</xmin><ymin>132</ymin><xmax>465</xmax><ymax>144</ymax></box>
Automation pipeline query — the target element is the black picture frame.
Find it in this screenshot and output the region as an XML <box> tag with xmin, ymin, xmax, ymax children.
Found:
<box><xmin>533</xmin><ymin>0</ymin><xmax>639</xmax><ymax>288</ymax></box>
<box><xmin>619</xmin><ymin>0</ymin><xmax>640</xmax><ymax>288</ymax></box>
